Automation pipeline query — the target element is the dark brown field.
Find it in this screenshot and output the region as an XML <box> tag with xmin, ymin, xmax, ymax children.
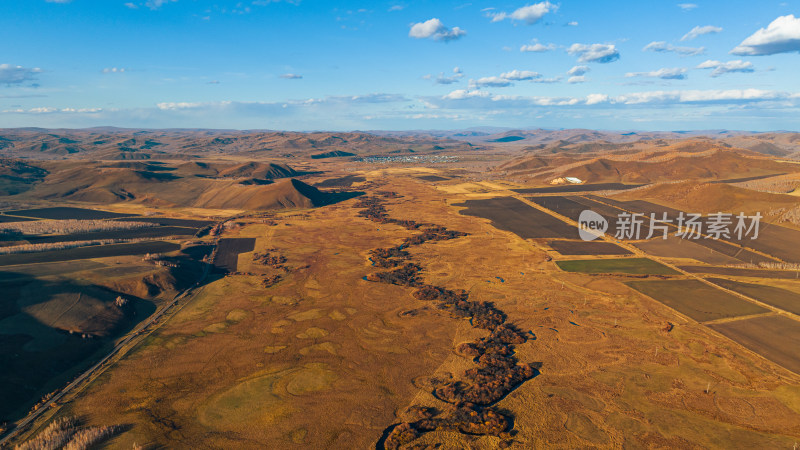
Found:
<box><xmin>709</xmin><ymin>315</ymin><xmax>800</xmax><ymax>374</ymax></box>
<box><xmin>707</xmin><ymin>278</ymin><xmax>800</xmax><ymax>315</ymax></box>
<box><xmin>547</xmin><ymin>239</ymin><xmax>632</xmax><ymax>256</ymax></box>
<box><xmin>455</xmin><ymin>196</ymin><xmax>577</xmax><ymax>239</ymax></box>
<box><xmin>626</xmin><ymin>279</ymin><xmax>769</xmax><ymax>322</ymax></box>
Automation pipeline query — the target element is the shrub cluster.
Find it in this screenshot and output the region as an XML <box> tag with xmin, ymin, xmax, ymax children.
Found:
<box><xmin>358</xmin><ymin>196</ymin><xmax>536</xmax><ymax>449</ymax></box>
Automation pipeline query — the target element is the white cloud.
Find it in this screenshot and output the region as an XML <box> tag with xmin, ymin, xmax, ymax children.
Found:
<box><xmin>145</xmin><ymin>0</ymin><xmax>177</xmax><ymax>10</ymax></box>
<box><xmin>643</xmin><ymin>41</ymin><xmax>705</xmax><ymax>55</ymax></box>
<box><xmin>409</xmin><ymin>18</ymin><xmax>466</xmax><ymax>41</ymax></box>
<box><xmin>443</xmin><ymin>89</ymin><xmax>490</xmax><ymax>100</ymax></box>
<box><xmin>388</xmin><ymin>5</ymin><xmax>404</xmax><ymax>12</ymax></box>
<box><xmin>500</xmin><ymin>70</ymin><xmax>541</xmax><ymax>81</ymax></box>
<box><xmin>471</xmin><ymin>76</ymin><xmax>513</xmax><ymax>88</ymax></box>
<box><xmin>677</xmin><ymin>3</ymin><xmax>698</xmax><ymax>10</ymax></box>
<box><xmin>567</xmin><ymin>65</ymin><xmax>590</xmax><ymax>76</ymax></box>
<box><xmin>520</xmin><ymin>42</ymin><xmax>556</xmax><ymax>52</ymax></box>
<box><xmin>102</xmin><ymin>67</ymin><xmax>127</xmax><ymax>73</ymax></box>
<box><xmin>567</xmin><ymin>76</ymin><xmax>587</xmax><ymax>84</ymax></box>
<box><xmin>488</xmin><ymin>2</ymin><xmax>557</xmax><ymax>24</ymax></box>
<box><xmin>731</xmin><ymin>15</ymin><xmax>800</xmax><ymax>56</ymax></box>
<box><xmin>124</xmin><ymin>2</ymin><xmax>138</xmax><ymax>8</ymax></box>
<box><xmin>567</xmin><ymin>43</ymin><xmax>620</xmax><ymax>63</ymax></box>
<box><xmin>280</xmin><ymin>73</ymin><xmax>303</xmax><ymax>79</ymax></box>
<box><xmin>625</xmin><ymin>67</ymin><xmax>688</xmax><ymax>80</ymax></box>
<box><xmin>567</xmin><ymin>21</ymin><xmax>578</xmax><ymax>26</ymax></box>
<box><xmin>470</xmin><ymin>70</ymin><xmax>542</xmax><ymax>88</ymax></box>
<box><xmin>681</xmin><ymin>25</ymin><xmax>722</xmax><ymax>41</ymax></box>
<box><xmin>0</xmin><ymin>64</ymin><xmax>42</xmax><ymax>85</ymax></box>
<box><xmin>586</xmin><ymin>94</ymin><xmax>609</xmax><ymax>105</ymax></box>
<box><xmin>45</xmin><ymin>0</ymin><xmax>72</xmax><ymax>3</ymax></box>
<box><xmin>696</xmin><ymin>60</ymin><xmax>754</xmax><ymax>77</ymax></box>
<box><xmin>424</xmin><ymin>67</ymin><xmax>464</xmax><ymax>85</ymax></box>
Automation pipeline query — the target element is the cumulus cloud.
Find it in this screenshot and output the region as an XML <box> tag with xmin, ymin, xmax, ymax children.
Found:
<box><xmin>102</xmin><ymin>67</ymin><xmax>127</xmax><ymax>73</ymax></box>
<box><xmin>567</xmin><ymin>76</ymin><xmax>587</xmax><ymax>84</ymax></box>
<box><xmin>424</xmin><ymin>67</ymin><xmax>464</xmax><ymax>85</ymax></box>
<box><xmin>443</xmin><ymin>89</ymin><xmax>490</xmax><ymax>100</ymax></box>
<box><xmin>409</xmin><ymin>18</ymin><xmax>466</xmax><ymax>41</ymax></box>
<box><xmin>145</xmin><ymin>0</ymin><xmax>177</xmax><ymax>9</ymax></box>
<box><xmin>643</xmin><ymin>41</ymin><xmax>705</xmax><ymax>55</ymax></box>
<box><xmin>470</xmin><ymin>70</ymin><xmax>542</xmax><ymax>88</ymax></box>
<box><xmin>488</xmin><ymin>2</ymin><xmax>557</xmax><ymax>24</ymax></box>
<box><xmin>280</xmin><ymin>73</ymin><xmax>303</xmax><ymax>79</ymax></box>
<box><xmin>567</xmin><ymin>43</ymin><xmax>620</xmax><ymax>63</ymax></box>
<box><xmin>567</xmin><ymin>21</ymin><xmax>578</xmax><ymax>26</ymax></box>
<box><xmin>625</xmin><ymin>67</ymin><xmax>688</xmax><ymax>80</ymax></box>
<box><xmin>731</xmin><ymin>15</ymin><xmax>800</xmax><ymax>56</ymax></box>
<box><xmin>520</xmin><ymin>42</ymin><xmax>556</xmax><ymax>52</ymax></box>
<box><xmin>0</xmin><ymin>64</ymin><xmax>42</xmax><ymax>85</ymax></box>
<box><xmin>567</xmin><ymin>65</ymin><xmax>590</xmax><ymax>76</ymax></box>
<box><xmin>681</xmin><ymin>25</ymin><xmax>722</xmax><ymax>41</ymax></box>
<box><xmin>585</xmin><ymin>94</ymin><xmax>609</xmax><ymax>105</ymax></box>
<box><xmin>696</xmin><ymin>60</ymin><xmax>754</xmax><ymax>77</ymax></box>
<box><xmin>500</xmin><ymin>70</ymin><xmax>541</xmax><ymax>81</ymax></box>
<box><xmin>124</xmin><ymin>2</ymin><xmax>138</xmax><ymax>8</ymax></box>
<box><xmin>677</xmin><ymin>3</ymin><xmax>698</xmax><ymax>10</ymax></box>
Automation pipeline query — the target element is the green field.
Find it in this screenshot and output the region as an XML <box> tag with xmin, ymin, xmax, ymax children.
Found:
<box><xmin>555</xmin><ymin>257</ymin><xmax>679</xmax><ymax>275</ymax></box>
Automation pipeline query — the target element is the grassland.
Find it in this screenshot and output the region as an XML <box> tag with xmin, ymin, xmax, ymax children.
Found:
<box><xmin>556</xmin><ymin>258</ymin><xmax>680</xmax><ymax>275</ymax></box>
<box><xmin>13</xmin><ymin>175</ymin><xmax>791</xmax><ymax>450</ymax></box>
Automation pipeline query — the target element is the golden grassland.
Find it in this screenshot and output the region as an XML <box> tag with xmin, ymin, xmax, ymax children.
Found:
<box><xmin>36</xmin><ymin>175</ymin><xmax>800</xmax><ymax>449</ymax></box>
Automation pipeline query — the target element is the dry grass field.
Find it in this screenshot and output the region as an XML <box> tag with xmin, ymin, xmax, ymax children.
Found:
<box><xmin>13</xmin><ymin>175</ymin><xmax>793</xmax><ymax>449</ymax></box>
<box><xmin>3</xmin><ymin>132</ymin><xmax>800</xmax><ymax>448</ymax></box>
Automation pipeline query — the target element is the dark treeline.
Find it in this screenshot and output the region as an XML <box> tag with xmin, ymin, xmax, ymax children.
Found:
<box><xmin>357</xmin><ymin>195</ymin><xmax>537</xmax><ymax>449</ymax></box>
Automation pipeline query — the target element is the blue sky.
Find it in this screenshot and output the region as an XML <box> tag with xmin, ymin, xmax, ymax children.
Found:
<box><xmin>1</xmin><ymin>0</ymin><xmax>800</xmax><ymax>130</ymax></box>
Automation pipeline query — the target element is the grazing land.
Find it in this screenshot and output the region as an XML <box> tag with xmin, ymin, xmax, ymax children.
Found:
<box><xmin>556</xmin><ymin>258</ymin><xmax>680</xmax><ymax>275</ymax></box>
<box><xmin>626</xmin><ymin>279</ymin><xmax>769</xmax><ymax>322</ymax></box>
<box><xmin>1</xmin><ymin>129</ymin><xmax>800</xmax><ymax>449</ymax></box>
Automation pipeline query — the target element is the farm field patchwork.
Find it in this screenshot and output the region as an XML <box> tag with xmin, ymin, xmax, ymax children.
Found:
<box><xmin>25</xmin><ymin>226</ymin><xmax>199</xmax><ymax>244</ymax></box>
<box><xmin>547</xmin><ymin>239</ymin><xmax>632</xmax><ymax>256</ymax></box>
<box><xmin>556</xmin><ymin>257</ymin><xmax>679</xmax><ymax>275</ymax></box>
<box><xmin>0</xmin><ymin>241</ymin><xmax>181</xmax><ymax>266</ymax></box>
<box><xmin>626</xmin><ymin>279</ymin><xmax>769</xmax><ymax>322</ymax></box>
<box><xmin>2</xmin><ymin>207</ymin><xmax>134</xmax><ymax>220</ymax></box>
<box><xmin>512</xmin><ymin>183</ymin><xmax>645</xmax><ymax>194</ymax></box>
<box><xmin>709</xmin><ymin>315</ymin><xmax>800</xmax><ymax>374</ymax></box>
<box><xmin>706</xmin><ymin>277</ymin><xmax>800</xmax><ymax>315</ymax></box>
<box><xmin>455</xmin><ymin>196</ymin><xmax>577</xmax><ymax>239</ymax></box>
<box><xmin>214</xmin><ymin>237</ymin><xmax>256</xmax><ymax>272</ymax></box>
<box><xmin>680</xmin><ymin>265</ymin><xmax>800</xmax><ymax>280</ymax></box>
